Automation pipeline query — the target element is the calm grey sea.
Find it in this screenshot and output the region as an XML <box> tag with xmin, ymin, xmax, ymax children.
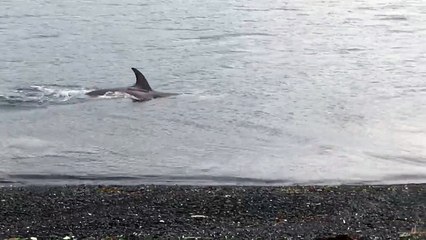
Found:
<box><xmin>1</xmin><ymin>0</ymin><xmax>426</xmax><ymax>185</ymax></box>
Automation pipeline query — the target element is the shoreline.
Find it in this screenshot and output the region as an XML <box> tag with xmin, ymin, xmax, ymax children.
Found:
<box><xmin>0</xmin><ymin>184</ymin><xmax>425</xmax><ymax>239</ymax></box>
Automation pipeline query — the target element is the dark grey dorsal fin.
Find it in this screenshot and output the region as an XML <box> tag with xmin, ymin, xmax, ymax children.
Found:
<box><xmin>131</xmin><ymin>68</ymin><xmax>152</xmax><ymax>91</ymax></box>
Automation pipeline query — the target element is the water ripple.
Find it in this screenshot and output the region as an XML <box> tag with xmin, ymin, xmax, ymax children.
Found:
<box><xmin>235</xmin><ymin>7</ymin><xmax>300</xmax><ymax>12</ymax></box>
<box><xmin>182</xmin><ymin>32</ymin><xmax>273</xmax><ymax>41</ymax></box>
<box><xmin>376</xmin><ymin>14</ymin><xmax>408</xmax><ymax>21</ymax></box>
<box><xmin>367</xmin><ymin>153</ymin><xmax>426</xmax><ymax>166</ymax></box>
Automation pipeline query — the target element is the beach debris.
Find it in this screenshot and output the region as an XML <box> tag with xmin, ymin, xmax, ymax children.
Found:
<box><xmin>181</xmin><ymin>236</ymin><xmax>210</xmax><ymax>240</ymax></box>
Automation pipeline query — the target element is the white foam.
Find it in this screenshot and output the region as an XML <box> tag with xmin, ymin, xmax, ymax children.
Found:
<box><xmin>26</xmin><ymin>85</ymin><xmax>88</xmax><ymax>101</ymax></box>
<box><xmin>54</xmin><ymin>89</ymin><xmax>88</xmax><ymax>101</ymax></box>
<box><xmin>96</xmin><ymin>91</ymin><xmax>133</xmax><ymax>99</ymax></box>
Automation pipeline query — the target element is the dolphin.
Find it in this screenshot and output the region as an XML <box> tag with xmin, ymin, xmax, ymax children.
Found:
<box><xmin>86</xmin><ymin>68</ymin><xmax>177</xmax><ymax>101</ymax></box>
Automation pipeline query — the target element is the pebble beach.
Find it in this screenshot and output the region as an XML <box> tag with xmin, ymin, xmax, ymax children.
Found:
<box><xmin>0</xmin><ymin>184</ymin><xmax>425</xmax><ymax>239</ymax></box>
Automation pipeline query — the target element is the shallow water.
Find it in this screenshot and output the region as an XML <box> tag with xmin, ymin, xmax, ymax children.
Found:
<box><xmin>1</xmin><ymin>0</ymin><xmax>426</xmax><ymax>185</ymax></box>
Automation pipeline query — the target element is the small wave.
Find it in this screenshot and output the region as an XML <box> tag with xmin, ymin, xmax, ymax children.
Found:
<box><xmin>388</xmin><ymin>29</ymin><xmax>415</xmax><ymax>33</ymax></box>
<box><xmin>235</xmin><ymin>7</ymin><xmax>299</xmax><ymax>12</ymax></box>
<box><xmin>357</xmin><ymin>7</ymin><xmax>376</xmax><ymax>10</ymax></box>
<box><xmin>343</xmin><ymin>48</ymin><xmax>365</xmax><ymax>52</ymax></box>
<box><xmin>163</xmin><ymin>27</ymin><xmax>214</xmax><ymax>32</ymax></box>
<box><xmin>381</xmin><ymin>173</ymin><xmax>426</xmax><ymax>182</ymax></box>
<box><xmin>182</xmin><ymin>32</ymin><xmax>273</xmax><ymax>41</ymax></box>
<box><xmin>200</xmin><ymin>32</ymin><xmax>273</xmax><ymax>40</ymax></box>
<box><xmin>367</xmin><ymin>152</ymin><xmax>426</xmax><ymax>165</ymax></box>
<box><xmin>0</xmin><ymin>14</ymin><xmax>49</xmax><ymax>19</ymax></box>
<box><xmin>338</xmin><ymin>48</ymin><xmax>366</xmax><ymax>54</ymax></box>
<box><xmin>23</xmin><ymin>34</ymin><xmax>60</xmax><ymax>40</ymax></box>
<box><xmin>376</xmin><ymin>14</ymin><xmax>408</xmax><ymax>21</ymax></box>
<box><xmin>4</xmin><ymin>173</ymin><xmax>291</xmax><ymax>186</ymax></box>
<box><xmin>4</xmin><ymin>172</ymin><xmax>426</xmax><ymax>186</ymax></box>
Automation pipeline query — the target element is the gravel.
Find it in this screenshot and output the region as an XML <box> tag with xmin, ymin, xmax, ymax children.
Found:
<box><xmin>0</xmin><ymin>184</ymin><xmax>425</xmax><ymax>239</ymax></box>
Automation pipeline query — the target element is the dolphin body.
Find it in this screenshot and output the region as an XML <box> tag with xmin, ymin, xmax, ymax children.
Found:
<box><xmin>86</xmin><ymin>68</ymin><xmax>177</xmax><ymax>101</ymax></box>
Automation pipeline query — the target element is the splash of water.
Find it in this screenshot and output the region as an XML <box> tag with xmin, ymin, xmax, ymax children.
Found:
<box><xmin>0</xmin><ymin>85</ymin><xmax>90</xmax><ymax>109</ymax></box>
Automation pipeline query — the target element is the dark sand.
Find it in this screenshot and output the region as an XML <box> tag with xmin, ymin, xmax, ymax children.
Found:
<box><xmin>0</xmin><ymin>184</ymin><xmax>425</xmax><ymax>239</ymax></box>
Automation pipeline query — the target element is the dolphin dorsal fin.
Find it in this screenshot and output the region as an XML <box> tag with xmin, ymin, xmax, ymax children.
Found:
<box><xmin>131</xmin><ymin>68</ymin><xmax>152</xmax><ymax>91</ymax></box>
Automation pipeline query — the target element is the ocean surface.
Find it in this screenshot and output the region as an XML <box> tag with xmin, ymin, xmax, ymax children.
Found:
<box><xmin>1</xmin><ymin>0</ymin><xmax>426</xmax><ymax>186</ymax></box>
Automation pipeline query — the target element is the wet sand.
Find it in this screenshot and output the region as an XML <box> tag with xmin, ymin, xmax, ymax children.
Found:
<box><xmin>0</xmin><ymin>184</ymin><xmax>425</xmax><ymax>239</ymax></box>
